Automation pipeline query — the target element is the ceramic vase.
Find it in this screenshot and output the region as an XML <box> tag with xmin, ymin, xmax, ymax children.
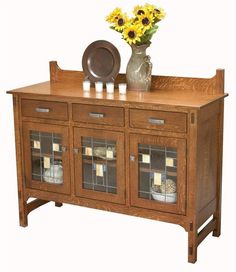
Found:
<box><xmin>126</xmin><ymin>42</ymin><xmax>152</xmax><ymax>91</ymax></box>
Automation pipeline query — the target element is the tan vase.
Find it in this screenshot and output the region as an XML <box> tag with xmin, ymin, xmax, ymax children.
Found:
<box><xmin>126</xmin><ymin>42</ymin><xmax>152</xmax><ymax>91</ymax></box>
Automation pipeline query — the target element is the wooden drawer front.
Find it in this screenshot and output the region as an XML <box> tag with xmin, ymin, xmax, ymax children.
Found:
<box><xmin>73</xmin><ymin>104</ymin><xmax>124</xmax><ymax>126</ymax></box>
<box><xmin>130</xmin><ymin>109</ymin><xmax>187</xmax><ymax>133</ymax></box>
<box><xmin>21</xmin><ymin>99</ymin><xmax>68</xmax><ymax>120</ymax></box>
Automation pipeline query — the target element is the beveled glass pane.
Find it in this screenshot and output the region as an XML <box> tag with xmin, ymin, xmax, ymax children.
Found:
<box><xmin>82</xmin><ymin>137</ymin><xmax>117</xmax><ymax>194</ymax></box>
<box><xmin>138</xmin><ymin>144</ymin><xmax>177</xmax><ymax>203</ymax></box>
<box><xmin>30</xmin><ymin>131</ymin><xmax>63</xmax><ymax>185</ymax></box>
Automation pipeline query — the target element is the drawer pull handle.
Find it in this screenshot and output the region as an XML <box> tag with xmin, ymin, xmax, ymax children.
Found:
<box><xmin>35</xmin><ymin>107</ymin><xmax>50</xmax><ymax>113</ymax></box>
<box><xmin>148</xmin><ymin>118</ymin><xmax>165</xmax><ymax>125</ymax></box>
<box><xmin>89</xmin><ymin>112</ymin><xmax>105</xmax><ymax>118</ymax></box>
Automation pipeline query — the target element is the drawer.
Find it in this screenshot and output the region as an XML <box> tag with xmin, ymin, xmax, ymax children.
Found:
<box><xmin>21</xmin><ymin>99</ymin><xmax>68</xmax><ymax>120</ymax></box>
<box><xmin>73</xmin><ymin>104</ymin><xmax>124</xmax><ymax>126</ymax></box>
<box><xmin>130</xmin><ymin>109</ymin><xmax>187</xmax><ymax>133</ymax></box>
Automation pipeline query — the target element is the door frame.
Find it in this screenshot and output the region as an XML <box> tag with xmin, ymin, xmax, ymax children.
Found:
<box><xmin>74</xmin><ymin>127</ymin><xmax>125</xmax><ymax>204</ymax></box>
<box><xmin>22</xmin><ymin>122</ymin><xmax>70</xmax><ymax>194</ymax></box>
<box><xmin>129</xmin><ymin>133</ymin><xmax>186</xmax><ymax>215</ymax></box>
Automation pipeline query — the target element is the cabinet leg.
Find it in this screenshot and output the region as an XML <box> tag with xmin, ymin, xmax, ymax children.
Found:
<box><xmin>55</xmin><ymin>202</ymin><xmax>63</xmax><ymax>207</ymax></box>
<box><xmin>213</xmin><ymin>100</ymin><xmax>223</xmax><ymax>238</ymax></box>
<box><xmin>188</xmin><ymin>226</ymin><xmax>198</xmax><ymax>263</ymax></box>
<box><xmin>213</xmin><ymin>210</ymin><xmax>221</xmax><ymax>237</ymax></box>
<box><xmin>212</xmin><ymin>168</ymin><xmax>222</xmax><ymax>237</ymax></box>
<box><xmin>19</xmin><ymin>201</ymin><xmax>28</xmax><ymax>227</ymax></box>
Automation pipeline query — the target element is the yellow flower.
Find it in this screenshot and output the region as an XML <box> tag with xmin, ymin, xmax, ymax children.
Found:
<box><xmin>144</xmin><ymin>3</ymin><xmax>156</xmax><ymax>13</ymax></box>
<box><xmin>133</xmin><ymin>5</ymin><xmax>146</xmax><ymax>16</ymax></box>
<box><xmin>106</xmin><ymin>8</ymin><xmax>122</xmax><ymax>23</ymax></box>
<box><xmin>123</xmin><ymin>24</ymin><xmax>143</xmax><ymax>45</ymax></box>
<box><xmin>138</xmin><ymin>13</ymin><xmax>154</xmax><ymax>32</ymax></box>
<box><xmin>153</xmin><ymin>8</ymin><xmax>166</xmax><ymax>21</ymax></box>
<box><xmin>114</xmin><ymin>14</ymin><xmax>129</xmax><ymax>31</ymax></box>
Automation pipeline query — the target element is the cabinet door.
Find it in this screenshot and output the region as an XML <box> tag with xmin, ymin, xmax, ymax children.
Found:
<box><xmin>23</xmin><ymin>122</ymin><xmax>70</xmax><ymax>194</ymax></box>
<box><xmin>74</xmin><ymin>128</ymin><xmax>125</xmax><ymax>204</ymax></box>
<box><xmin>130</xmin><ymin>134</ymin><xmax>186</xmax><ymax>214</ymax></box>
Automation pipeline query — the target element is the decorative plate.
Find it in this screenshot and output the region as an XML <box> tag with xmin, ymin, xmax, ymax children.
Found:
<box><xmin>82</xmin><ymin>40</ymin><xmax>121</xmax><ymax>83</ymax></box>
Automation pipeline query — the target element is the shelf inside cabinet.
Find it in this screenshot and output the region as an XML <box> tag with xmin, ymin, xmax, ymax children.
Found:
<box><xmin>31</xmin><ymin>151</ymin><xmax>62</xmax><ymax>160</ymax></box>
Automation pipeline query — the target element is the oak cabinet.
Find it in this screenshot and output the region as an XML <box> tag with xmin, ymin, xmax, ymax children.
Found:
<box><xmin>7</xmin><ymin>61</ymin><xmax>228</xmax><ymax>263</ymax></box>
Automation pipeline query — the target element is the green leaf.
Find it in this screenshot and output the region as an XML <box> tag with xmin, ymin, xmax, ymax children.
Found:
<box><xmin>148</xmin><ymin>29</ymin><xmax>158</xmax><ymax>35</ymax></box>
<box><xmin>153</xmin><ymin>24</ymin><xmax>159</xmax><ymax>30</ymax></box>
<box><xmin>148</xmin><ymin>26</ymin><xmax>159</xmax><ymax>34</ymax></box>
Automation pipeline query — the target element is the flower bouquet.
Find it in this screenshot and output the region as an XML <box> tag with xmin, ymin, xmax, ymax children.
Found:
<box><xmin>106</xmin><ymin>3</ymin><xmax>165</xmax><ymax>45</ymax></box>
<box><xmin>106</xmin><ymin>3</ymin><xmax>166</xmax><ymax>91</ymax></box>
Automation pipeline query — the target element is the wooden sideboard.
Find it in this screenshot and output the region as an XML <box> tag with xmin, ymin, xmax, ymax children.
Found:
<box><xmin>7</xmin><ymin>61</ymin><xmax>228</xmax><ymax>263</ymax></box>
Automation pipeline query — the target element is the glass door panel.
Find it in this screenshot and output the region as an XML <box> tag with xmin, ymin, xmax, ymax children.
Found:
<box><xmin>138</xmin><ymin>144</ymin><xmax>177</xmax><ymax>204</ymax></box>
<box><xmin>82</xmin><ymin>137</ymin><xmax>117</xmax><ymax>194</ymax></box>
<box><xmin>23</xmin><ymin>122</ymin><xmax>70</xmax><ymax>194</ymax></box>
<box><xmin>74</xmin><ymin>128</ymin><xmax>125</xmax><ymax>204</ymax></box>
<box><xmin>130</xmin><ymin>134</ymin><xmax>186</xmax><ymax>215</ymax></box>
<box><xmin>30</xmin><ymin>131</ymin><xmax>63</xmax><ymax>184</ymax></box>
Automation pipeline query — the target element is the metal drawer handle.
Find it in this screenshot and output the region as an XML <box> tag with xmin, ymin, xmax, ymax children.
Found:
<box><xmin>35</xmin><ymin>107</ymin><xmax>50</xmax><ymax>113</ymax></box>
<box><xmin>89</xmin><ymin>112</ymin><xmax>105</xmax><ymax>118</ymax></box>
<box><xmin>148</xmin><ymin>118</ymin><xmax>165</xmax><ymax>125</ymax></box>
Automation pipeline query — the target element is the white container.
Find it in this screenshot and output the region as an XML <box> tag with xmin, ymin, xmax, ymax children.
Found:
<box><xmin>83</xmin><ymin>80</ymin><xmax>90</xmax><ymax>91</ymax></box>
<box><xmin>107</xmin><ymin>93</ymin><xmax>114</xmax><ymax>100</ymax></box>
<box><xmin>119</xmin><ymin>83</ymin><xmax>127</xmax><ymax>95</ymax></box>
<box><xmin>106</xmin><ymin>82</ymin><xmax>114</xmax><ymax>94</ymax></box>
<box><xmin>83</xmin><ymin>91</ymin><xmax>90</xmax><ymax>98</ymax></box>
<box><xmin>95</xmin><ymin>81</ymin><xmax>103</xmax><ymax>92</ymax></box>
<box><xmin>43</xmin><ymin>164</ymin><xmax>63</xmax><ymax>184</ymax></box>
<box><xmin>95</xmin><ymin>92</ymin><xmax>103</xmax><ymax>99</ymax></box>
<box><xmin>151</xmin><ymin>189</ymin><xmax>177</xmax><ymax>203</ymax></box>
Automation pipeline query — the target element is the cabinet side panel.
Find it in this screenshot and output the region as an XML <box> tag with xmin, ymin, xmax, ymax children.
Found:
<box><xmin>196</xmin><ymin>101</ymin><xmax>220</xmax><ymax>212</ymax></box>
<box><xmin>12</xmin><ymin>95</ymin><xmax>28</xmax><ymax>226</ymax></box>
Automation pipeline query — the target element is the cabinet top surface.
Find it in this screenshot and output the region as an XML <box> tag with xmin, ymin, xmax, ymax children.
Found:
<box><xmin>7</xmin><ymin>81</ymin><xmax>227</xmax><ymax>109</ymax></box>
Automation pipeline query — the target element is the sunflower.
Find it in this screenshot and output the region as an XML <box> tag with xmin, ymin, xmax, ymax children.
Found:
<box><xmin>153</xmin><ymin>8</ymin><xmax>166</xmax><ymax>21</ymax></box>
<box><xmin>138</xmin><ymin>13</ymin><xmax>154</xmax><ymax>32</ymax></box>
<box><xmin>133</xmin><ymin>5</ymin><xmax>146</xmax><ymax>16</ymax></box>
<box><xmin>114</xmin><ymin>14</ymin><xmax>129</xmax><ymax>31</ymax></box>
<box><xmin>123</xmin><ymin>24</ymin><xmax>143</xmax><ymax>45</ymax></box>
<box><xmin>144</xmin><ymin>3</ymin><xmax>156</xmax><ymax>13</ymax></box>
<box><xmin>106</xmin><ymin>8</ymin><xmax>122</xmax><ymax>23</ymax></box>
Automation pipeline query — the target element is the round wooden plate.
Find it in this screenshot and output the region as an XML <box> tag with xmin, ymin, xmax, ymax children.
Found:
<box><xmin>82</xmin><ymin>40</ymin><xmax>121</xmax><ymax>83</ymax></box>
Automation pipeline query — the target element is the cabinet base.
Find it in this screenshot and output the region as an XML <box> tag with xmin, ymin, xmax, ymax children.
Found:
<box><xmin>18</xmin><ymin>189</ymin><xmax>222</xmax><ymax>263</ymax></box>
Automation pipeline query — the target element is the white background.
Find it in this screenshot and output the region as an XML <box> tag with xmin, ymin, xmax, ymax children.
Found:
<box><xmin>1</xmin><ymin>0</ymin><xmax>235</xmax><ymax>271</ymax></box>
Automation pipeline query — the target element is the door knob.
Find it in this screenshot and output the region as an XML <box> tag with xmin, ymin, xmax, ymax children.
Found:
<box><xmin>73</xmin><ymin>148</ymin><xmax>79</xmax><ymax>154</ymax></box>
<box><xmin>130</xmin><ymin>155</ymin><xmax>136</xmax><ymax>161</ymax></box>
<box><xmin>61</xmin><ymin>146</ymin><xmax>67</xmax><ymax>152</ymax></box>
